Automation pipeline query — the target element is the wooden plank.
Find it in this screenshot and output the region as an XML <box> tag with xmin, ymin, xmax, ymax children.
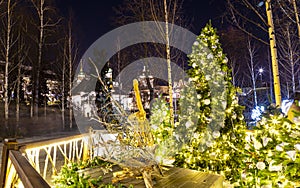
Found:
<box><xmin>100</xmin><ymin>166</ymin><xmax>223</xmax><ymax>188</ymax></box>
<box><xmin>155</xmin><ymin>167</ymin><xmax>223</xmax><ymax>188</ymax></box>
<box><xmin>8</xmin><ymin>150</ymin><xmax>50</xmax><ymax>188</ymax></box>
<box><xmin>76</xmin><ymin>165</ymin><xmax>223</xmax><ymax>188</ymax></box>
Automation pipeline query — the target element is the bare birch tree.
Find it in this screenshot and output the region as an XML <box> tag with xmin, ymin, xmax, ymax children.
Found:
<box><xmin>226</xmin><ymin>0</ymin><xmax>269</xmax><ymax>45</ymax></box>
<box><xmin>61</xmin><ymin>40</ymin><xmax>66</xmax><ymax>129</ymax></box>
<box><xmin>68</xmin><ymin>19</ymin><xmax>73</xmax><ymax>129</ymax></box>
<box><xmin>163</xmin><ymin>0</ymin><xmax>174</xmax><ymax>126</ymax></box>
<box><xmin>226</xmin><ymin>0</ymin><xmax>283</xmax><ymax>105</ymax></box>
<box><xmin>114</xmin><ymin>0</ymin><xmax>188</xmax><ymax>126</ymax></box>
<box><xmin>30</xmin><ymin>0</ymin><xmax>60</xmax><ymax>117</ymax></box>
<box><xmin>219</xmin><ymin>27</ymin><xmax>248</xmax><ymax>87</ymax></box>
<box><xmin>277</xmin><ymin>23</ymin><xmax>300</xmax><ymax>96</ymax></box>
<box><xmin>149</xmin><ymin>0</ymin><xmax>187</xmax><ymax>126</ymax></box>
<box><xmin>0</xmin><ymin>0</ymin><xmax>17</xmax><ymax>126</ymax></box>
<box><xmin>246</xmin><ymin>40</ymin><xmax>260</xmax><ymax>107</ymax></box>
<box><xmin>16</xmin><ymin>25</ymin><xmax>29</xmax><ymax>127</ymax></box>
<box><xmin>292</xmin><ymin>0</ymin><xmax>300</xmax><ymax>40</ymax></box>
<box><xmin>274</xmin><ymin>0</ymin><xmax>300</xmax><ymax>96</ymax></box>
<box><xmin>66</xmin><ymin>13</ymin><xmax>78</xmax><ymax>129</ymax></box>
<box><xmin>275</xmin><ymin>0</ymin><xmax>300</xmax><ymax>40</ymax></box>
<box><xmin>228</xmin><ymin>58</ymin><xmax>239</xmax><ymax>87</ymax></box>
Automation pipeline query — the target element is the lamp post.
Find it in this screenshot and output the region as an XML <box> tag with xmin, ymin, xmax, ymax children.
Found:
<box><xmin>258</xmin><ymin>67</ymin><xmax>264</xmax><ymax>83</ymax></box>
<box><xmin>253</xmin><ymin>68</ymin><xmax>264</xmax><ymax>107</ymax></box>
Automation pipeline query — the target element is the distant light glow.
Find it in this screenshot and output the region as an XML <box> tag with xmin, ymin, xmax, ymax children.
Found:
<box><xmin>258</xmin><ymin>68</ymin><xmax>264</xmax><ymax>73</ymax></box>
<box><xmin>258</xmin><ymin>1</ymin><xmax>264</xmax><ymax>7</ymax></box>
<box><xmin>251</xmin><ymin>106</ymin><xmax>265</xmax><ymax>121</ymax></box>
<box><xmin>281</xmin><ymin>99</ymin><xmax>294</xmax><ymax>115</ymax></box>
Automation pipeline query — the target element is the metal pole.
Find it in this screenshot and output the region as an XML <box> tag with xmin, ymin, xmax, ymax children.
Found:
<box><xmin>265</xmin><ymin>0</ymin><xmax>281</xmax><ymax>106</ymax></box>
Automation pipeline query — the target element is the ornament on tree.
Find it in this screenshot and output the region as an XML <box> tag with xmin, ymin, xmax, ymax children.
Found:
<box><xmin>173</xmin><ymin>21</ymin><xmax>247</xmax><ymax>185</ymax></box>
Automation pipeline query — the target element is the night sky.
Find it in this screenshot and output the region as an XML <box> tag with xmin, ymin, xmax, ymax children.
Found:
<box><xmin>57</xmin><ymin>0</ymin><xmax>225</xmax><ymax>52</ymax></box>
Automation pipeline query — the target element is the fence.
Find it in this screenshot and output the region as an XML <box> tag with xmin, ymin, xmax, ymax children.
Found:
<box><xmin>1</xmin><ymin>129</ymin><xmax>226</xmax><ymax>188</ymax></box>
<box><xmin>0</xmin><ymin>133</ymin><xmax>90</xmax><ymax>187</ymax></box>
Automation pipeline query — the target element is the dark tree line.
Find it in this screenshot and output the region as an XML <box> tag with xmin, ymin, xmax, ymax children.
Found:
<box><xmin>0</xmin><ymin>0</ymin><xmax>78</xmax><ymax>130</ymax></box>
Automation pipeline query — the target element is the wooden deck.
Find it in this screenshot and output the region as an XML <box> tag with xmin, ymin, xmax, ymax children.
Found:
<box><xmin>101</xmin><ymin>167</ymin><xmax>224</xmax><ymax>188</ymax></box>
<box><xmin>1</xmin><ymin>132</ymin><xmax>224</xmax><ymax>188</ymax></box>
<box><xmin>155</xmin><ymin>167</ymin><xmax>223</xmax><ymax>188</ymax></box>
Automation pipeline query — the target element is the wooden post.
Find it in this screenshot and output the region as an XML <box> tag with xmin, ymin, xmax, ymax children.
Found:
<box><xmin>83</xmin><ymin>133</ymin><xmax>91</xmax><ymax>161</ymax></box>
<box><xmin>0</xmin><ymin>138</ymin><xmax>18</xmax><ymax>188</ymax></box>
<box><xmin>82</xmin><ymin>141</ymin><xmax>89</xmax><ymax>161</ymax></box>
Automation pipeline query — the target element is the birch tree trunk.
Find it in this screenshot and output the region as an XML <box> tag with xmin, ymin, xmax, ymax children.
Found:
<box><xmin>17</xmin><ymin>29</ymin><xmax>29</xmax><ymax>125</ymax></box>
<box><xmin>115</xmin><ymin>0</ymin><xmax>186</xmax><ymax>125</ymax></box>
<box><xmin>68</xmin><ymin>18</ymin><xmax>73</xmax><ymax>129</ymax></box>
<box><xmin>292</xmin><ymin>0</ymin><xmax>300</xmax><ymax>41</ymax></box>
<box><xmin>247</xmin><ymin>40</ymin><xmax>258</xmax><ymax>107</ymax></box>
<box><xmin>286</xmin><ymin>27</ymin><xmax>296</xmax><ymax>94</ymax></box>
<box><xmin>62</xmin><ymin>41</ymin><xmax>66</xmax><ymax>130</ymax></box>
<box><xmin>30</xmin><ymin>0</ymin><xmax>45</xmax><ymax>117</ymax></box>
<box><xmin>265</xmin><ymin>0</ymin><xmax>281</xmax><ymax>106</ymax></box>
<box><xmin>4</xmin><ymin>0</ymin><xmax>12</xmax><ymax>127</ymax></box>
<box><xmin>16</xmin><ymin>43</ymin><xmax>21</xmax><ymax>127</ymax></box>
<box><xmin>163</xmin><ymin>0</ymin><xmax>174</xmax><ymax>127</ymax></box>
<box><xmin>36</xmin><ymin>0</ymin><xmax>44</xmax><ymax>117</ymax></box>
<box><xmin>229</xmin><ymin>59</ymin><xmax>238</xmax><ymax>87</ymax></box>
<box><xmin>277</xmin><ymin>22</ymin><xmax>299</xmax><ymax>97</ymax></box>
<box><xmin>31</xmin><ymin>0</ymin><xmax>61</xmax><ymax>117</ymax></box>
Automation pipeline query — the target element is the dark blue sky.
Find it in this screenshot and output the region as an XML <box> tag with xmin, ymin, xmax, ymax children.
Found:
<box><xmin>57</xmin><ymin>0</ymin><xmax>225</xmax><ymax>51</ymax></box>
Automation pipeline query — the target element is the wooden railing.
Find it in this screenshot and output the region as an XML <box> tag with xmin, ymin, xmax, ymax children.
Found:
<box><xmin>0</xmin><ymin>138</ymin><xmax>50</xmax><ymax>188</ymax></box>
<box><xmin>0</xmin><ymin>133</ymin><xmax>91</xmax><ymax>188</ymax></box>
<box><xmin>0</xmin><ymin>130</ymin><xmax>227</xmax><ymax>188</ymax></box>
<box><xmin>4</xmin><ymin>150</ymin><xmax>50</xmax><ymax>188</ymax></box>
<box><xmin>19</xmin><ymin>134</ymin><xmax>89</xmax><ymax>182</ymax></box>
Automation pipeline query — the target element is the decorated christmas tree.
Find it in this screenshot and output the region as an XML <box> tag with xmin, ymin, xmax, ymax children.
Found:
<box><xmin>173</xmin><ymin>22</ymin><xmax>248</xmax><ymax>184</ymax></box>
<box><xmin>241</xmin><ymin>107</ymin><xmax>300</xmax><ymax>187</ymax></box>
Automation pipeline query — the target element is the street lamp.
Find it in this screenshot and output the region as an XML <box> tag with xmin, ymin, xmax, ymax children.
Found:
<box><xmin>258</xmin><ymin>67</ymin><xmax>264</xmax><ymax>82</ymax></box>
